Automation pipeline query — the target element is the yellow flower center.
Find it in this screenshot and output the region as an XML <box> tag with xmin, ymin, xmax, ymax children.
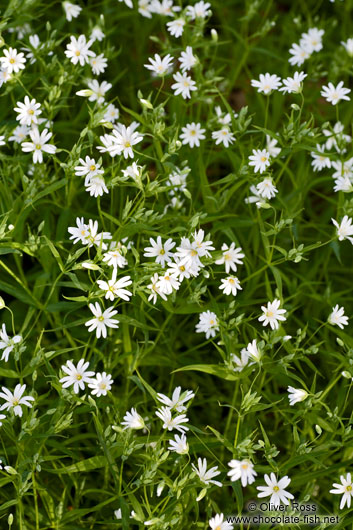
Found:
<box><xmin>347</xmin><ymin>485</ymin><xmax>352</xmax><ymax>491</ymax></box>
<box><xmin>98</xmin><ymin>316</ymin><xmax>105</xmax><ymax>322</ymax></box>
<box><xmin>76</xmin><ymin>374</ymin><xmax>82</xmax><ymax>380</ymax></box>
<box><xmin>124</xmin><ymin>141</ymin><xmax>131</xmax><ymax>148</ymax></box>
<box><xmin>273</xmin><ymin>485</ymin><xmax>279</xmax><ymax>492</ymax></box>
<box><xmin>229</xmin><ymin>278</ymin><xmax>235</xmax><ymax>284</ymax></box>
<box><xmin>190</xmin><ymin>130</ymin><xmax>196</xmax><ymax>136</ymax></box>
<box><xmin>90</xmin><ymin>165</ymin><xmax>96</xmax><ymax>171</ymax></box>
<box><xmin>13</xmin><ymin>399</ymin><xmax>19</xmax><ymax>406</ymax></box>
<box><xmin>191</xmin><ymin>250</ymin><xmax>197</xmax><ymax>256</ymax></box>
<box><xmin>266</xmin><ymin>310</ymin><xmax>274</xmax><ymax>317</ymax></box>
<box><xmin>28</xmin><ymin>109</ymin><xmax>34</xmax><ymax>115</ymax></box>
<box><xmin>242</xmin><ymin>464</ymin><xmax>248</xmax><ymax>469</ymax></box>
<box><xmin>261</xmin><ymin>156</ymin><xmax>267</xmax><ymax>162</ymax></box>
<box><xmin>210</xmin><ymin>319</ymin><xmax>214</xmax><ymax>325</ymax></box>
<box><xmin>75</xmin><ymin>50</ymin><xmax>80</xmax><ymax>56</ymax></box>
<box><xmin>35</xmin><ymin>144</ymin><xmax>41</xmax><ymax>150</ymax></box>
<box><xmin>9</xmin><ymin>58</ymin><xmax>15</xmax><ymax>64</ymax></box>
<box><xmin>180</xmin><ymin>265</ymin><xmax>185</xmax><ymax>271</ymax></box>
<box><xmin>160</xmin><ymin>249</ymin><xmax>165</xmax><ymax>255</ymax></box>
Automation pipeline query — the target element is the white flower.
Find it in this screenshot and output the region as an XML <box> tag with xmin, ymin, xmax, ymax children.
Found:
<box><xmin>321</xmin><ymin>82</ymin><xmax>351</xmax><ymax>105</ymax></box>
<box><xmin>97</xmin><ymin>270</ymin><xmax>132</xmax><ymax>301</ymax></box>
<box><xmin>195</xmin><ymin>311</ymin><xmax>219</xmax><ymax>339</ymax></box>
<box><xmin>342</xmin><ymin>38</ymin><xmax>353</xmax><ymax>57</ymax></box>
<box><xmin>244</xmin><ymin>339</ymin><xmax>262</xmax><ymax>363</ymax></box>
<box><xmin>90</xmin><ymin>54</ymin><xmax>108</xmax><ymax>75</ymax></box>
<box><xmin>75</xmin><ymin>156</ymin><xmax>104</xmax><ymax>179</ymax></box>
<box><xmin>332</xmin><ymin>216</ymin><xmax>353</xmax><ymax>243</ymax></box>
<box><xmin>171</xmin><ymin>72</ymin><xmax>197</xmax><ymax>99</ymax></box>
<box><xmin>168</xmin><ymin>433</ymin><xmax>189</xmax><ymax>454</ymax></box>
<box><xmin>144</xmin><ymin>53</ymin><xmax>173</xmax><ymax>76</ymax></box>
<box><xmin>287</xmin><ymin>386</ymin><xmax>308</xmax><ymax>406</ymax></box>
<box><xmin>14</xmin><ymin>96</ymin><xmax>42</xmax><ymax>126</ymax></box>
<box><xmin>59</xmin><ymin>359</ymin><xmax>95</xmax><ymax>394</ymax></box>
<box><xmin>179</xmin><ymin>46</ymin><xmax>197</xmax><ymax>71</ymax></box>
<box><xmin>311</xmin><ymin>144</ymin><xmax>331</xmax><ymax>171</ymax></box>
<box><xmin>85</xmin><ymin>175</ymin><xmax>109</xmax><ymax>197</ymax></box>
<box><xmin>257</xmin><ymin>177</ymin><xmax>277</xmax><ymax>200</ymax></box>
<box><xmin>0</xmin><ymin>324</ymin><xmax>22</xmax><ymax>362</ymax></box>
<box><xmin>186</xmin><ymin>1</ymin><xmax>211</xmax><ymax>19</ymax></box>
<box><xmin>328</xmin><ymin>305</ymin><xmax>349</xmax><ymax>329</ymax></box>
<box><xmin>147</xmin><ymin>273</ymin><xmax>168</xmax><ymax>304</ymax></box>
<box><xmin>0</xmin><ymin>47</ymin><xmax>26</xmax><ymax>74</ymax></box>
<box><xmin>9</xmin><ymin>125</ymin><xmax>30</xmax><ymax>143</ymax></box>
<box><xmin>266</xmin><ymin>135</ymin><xmax>281</xmax><ymax>157</ymax></box>
<box><xmin>89</xmin><ymin>372</ymin><xmax>114</xmax><ymax>396</ymax></box>
<box><xmin>209</xmin><ymin>513</ymin><xmax>233</xmax><ymax>530</ymax></box>
<box><xmin>157</xmin><ymin>387</ymin><xmax>194</xmax><ymax>412</ymax></box>
<box><xmin>90</xmin><ymin>27</ymin><xmax>105</xmax><ymax>42</ymax></box>
<box><xmin>0</xmin><ymin>384</ymin><xmax>34</xmax><ymax>417</ymax></box>
<box><xmin>65</xmin><ymin>35</ymin><xmax>95</xmax><ymax>66</ymax></box>
<box><xmin>103</xmin><ymin>241</ymin><xmax>128</xmax><ymax>269</ymax></box>
<box><xmin>219</xmin><ymin>276</ymin><xmax>242</xmax><ymax>296</ymax></box>
<box><xmin>257</xmin><ymin>473</ymin><xmax>294</xmax><ymax>506</ymax></box>
<box><xmin>215</xmin><ymin>243</ymin><xmax>244</xmax><ymax>274</ymax></box>
<box><xmin>114</xmin><ymin>509</ymin><xmax>122</xmax><ymax>519</ymax></box>
<box><xmin>0</xmin><ymin>67</ymin><xmax>11</xmax><ymax>87</ymax></box>
<box><xmin>143</xmin><ymin>236</ymin><xmax>175</xmax><ymax>267</ymax></box>
<box><xmin>0</xmin><ymin>414</ymin><xmax>6</xmax><ymax>426</ymax></box>
<box><xmin>330</xmin><ymin>473</ymin><xmax>353</xmax><ymax>509</ymax></box>
<box><xmin>168</xmin><ymin>257</ymin><xmax>199</xmax><ymax>280</ymax></box>
<box><xmin>103</xmin><ymin>103</ymin><xmax>120</xmax><ymax>123</ymax></box>
<box><xmin>334</xmin><ymin>176</ymin><xmax>353</xmax><ymax>193</ymax></box>
<box><xmin>180</xmin><ymin>122</ymin><xmax>206</xmax><ymax>148</ymax></box>
<box><xmin>102</xmin><ymin>125</ymin><xmax>143</xmax><ymax>159</ymax></box>
<box><xmin>231</xmin><ymin>349</ymin><xmax>254</xmax><ymax>372</ymax></box>
<box><xmin>21</xmin><ymin>128</ymin><xmax>56</xmax><ymax>164</ymax></box>
<box><xmin>118</xmin><ymin>0</ymin><xmax>133</xmax><ymax>7</ymax></box>
<box><xmin>258</xmin><ymin>299</ymin><xmax>287</xmax><ymax>330</ymax></box>
<box><xmin>248</xmin><ymin>149</ymin><xmax>271</xmax><ymax>173</ymax></box>
<box><xmin>279</xmin><ymin>71</ymin><xmax>307</xmax><ymax>94</ymax></box>
<box><xmin>331</xmin><ymin>159</ymin><xmax>353</xmax><ymax>180</ymax></box>
<box><xmin>63</xmin><ymin>1</ymin><xmax>82</xmax><ymax>21</ymax></box>
<box><xmin>323</xmin><ymin>122</ymin><xmax>351</xmax><ymax>152</ymax></box>
<box><xmin>87</xmin><ymin>79</ymin><xmax>112</xmax><ymax>104</ymax></box>
<box><xmin>288</xmin><ymin>43</ymin><xmax>310</xmax><ymax>66</ymax></box>
<box><xmin>68</xmin><ymin>217</ymin><xmax>89</xmax><ymax>244</ymax></box>
<box><xmin>250</xmin><ymin>73</ymin><xmax>281</xmax><ymax>95</ymax></box>
<box><xmin>212</xmin><ymin>127</ymin><xmax>235</xmax><ymax>148</ymax></box>
<box><xmin>157</xmin><ymin>270</ymin><xmax>180</xmax><ymax>294</ymax></box>
<box><xmin>156</xmin><ymin>406</ymin><xmax>189</xmax><ymax>433</ymax></box>
<box><xmin>227</xmin><ymin>459</ymin><xmax>257</xmax><ymax>487</ymax></box>
<box><xmin>301</xmin><ymin>27</ymin><xmax>324</xmax><ymax>53</ymax></box>
<box><xmin>139</xmin><ymin>0</ymin><xmax>153</xmax><ymax>18</ymax></box>
<box><xmin>192</xmin><ymin>458</ymin><xmax>222</xmax><ymax>487</ymax></box>
<box><xmin>166</xmin><ymin>18</ymin><xmax>185</xmax><ymax>38</ymax></box>
<box><xmin>85</xmin><ymin>302</ymin><xmax>119</xmax><ymax>338</ymax></box>
<box><xmin>121</xmin><ymin>407</ymin><xmax>145</xmax><ymax>430</ymax></box>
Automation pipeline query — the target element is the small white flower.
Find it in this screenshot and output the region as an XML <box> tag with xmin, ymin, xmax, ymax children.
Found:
<box><xmin>208</xmin><ymin>513</ymin><xmax>233</xmax><ymax>530</ymax></box>
<box><xmin>212</xmin><ymin>127</ymin><xmax>235</xmax><ymax>148</ymax></box>
<box><xmin>166</xmin><ymin>18</ymin><xmax>185</xmax><ymax>38</ymax></box>
<box><xmin>266</xmin><ymin>135</ymin><xmax>281</xmax><ymax>157</ymax></box>
<box><xmin>332</xmin><ymin>216</ymin><xmax>353</xmax><ymax>244</ymax></box>
<box><xmin>21</xmin><ymin>128</ymin><xmax>56</xmax><ymax>164</ymax></box>
<box><xmin>168</xmin><ymin>433</ymin><xmax>189</xmax><ymax>454</ymax></box>
<box><xmin>248</xmin><ymin>149</ymin><xmax>271</xmax><ymax>174</ymax></box>
<box><xmin>9</xmin><ymin>125</ymin><xmax>30</xmax><ymax>143</ymax></box>
<box><xmin>102</xmin><ymin>125</ymin><xmax>143</xmax><ymax>159</ymax></box>
<box><xmin>279</xmin><ymin>71</ymin><xmax>307</xmax><ymax>94</ymax></box>
<box><xmin>85</xmin><ymin>302</ymin><xmax>119</xmax><ymax>338</ymax></box>
<box><xmin>287</xmin><ymin>386</ymin><xmax>308</xmax><ymax>406</ymax></box>
<box><xmin>59</xmin><ymin>359</ymin><xmax>95</xmax><ymax>394</ymax></box>
<box><xmin>90</xmin><ymin>54</ymin><xmax>108</xmax><ymax>75</ymax></box>
<box><xmin>87</xmin><ymin>79</ymin><xmax>112</xmax><ymax>104</ymax></box>
<box><xmin>85</xmin><ymin>175</ymin><xmax>109</xmax><ymax>197</ymax></box>
<box><xmin>179</xmin><ymin>46</ymin><xmax>197</xmax><ymax>71</ymax></box>
<box><xmin>0</xmin><ymin>324</ymin><xmax>22</xmax><ymax>362</ymax></box>
<box><xmin>180</xmin><ymin>122</ymin><xmax>206</xmax><ymax>148</ymax></box>
<box><xmin>103</xmin><ymin>241</ymin><xmax>128</xmax><ymax>269</ymax></box>
<box><xmin>157</xmin><ymin>387</ymin><xmax>194</xmax><ymax>412</ymax></box>
<box><xmin>288</xmin><ymin>42</ymin><xmax>310</xmax><ymax>66</ymax></box>
<box><xmin>230</xmin><ymin>349</ymin><xmax>254</xmax><ymax>372</ymax></box>
<box><xmin>97</xmin><ymin>270</ymin><xmax>132</xmax><ymax>301</ymax></box>
<box><xmin>75</xmin><ymin>156</ymin><xmax>104</xmax><ymax>179</ymax></box>
<box><xmin>186</xmin><ymin>1</ymin><xmax>211</xmax><ymax>19</ymax></box>
<box><xmin>330</xmin><ymin>473</ymin><xmax>353</xmax><ymax>509</ymax></box>
<box><xmin>215</xmin><ymin>243</ymin><xmax>244</xmax><ymax>274</ymax></box>
<box><xmin>321</xmin><ymin>82</ymin><xmax>351</xmax><ymax>105</ymax></box>
<box><xmin>311</xmin><ymin>144</ymin><xmax>331</xmax><ymax>171</ymax></box>
<box><xmin>342</xmin><ymin>38</ymin><xmax>353</xmax><ymax>57</ymax></box>
<box><xmin>103</xmin><ymin>103</ymin><xmax>120</xmax><ymax>123</ymax></box>
<box><xmin>227</xmin><ymin>459</ymin><xmax>257</xmax><ymax>487</ymax></box>
<box><xmin>65</xmin><ymin>35</ymin><xmax>95</xmax><ymax>66</ymax></box>
<box><xmin>0</xmin><ymin>414</ymin><xmax>6</xmax><ymax>426</ymax></box>
<box><xmin>157</xmin><ymin>270</ymin><xmax>180</xmax><ymax>295</ymax></box>
<box><xmin>195</xmin><ymin>311</ymin><xmax>219</xmax><ymax>339</ymax></box>
<box><xmin>171</xmin><ymin>71</ymin><xmax>197</xmax><ymax>99</ymax></box>
<box><xmin>90</xmin><ymin>27</ymin><xmax>105</xmax><ymax>42</ymax></box>
<box><xmin>147</xmin><ymin>273</ymin><xmax>168</xmax><ymax>304</ymax></box>
<box><xmin>219</xmin><ymin>276</ymin><xmax>242</xmax><ymax>296</ymax></box>
<box><xmin>143</xmin><ymin>236</ymin><xmax>175</xmax><ymax>267</ymax></box>
<box><xmin>89</xmin><ymin>372</ymin><xmax>114</xmax><ymax>396</ymax></box>
<box><xmin>244</xmin><ymin>339</ymin><xmax>262</xmax><ymax>363</ymax></box>
<box><xmin>301</xmin><ymin>27</ymin><xmax>324</xmax><ymax>53</ymax></box>
<box><xmin>257</xmin><ymin>473</ymin><xmax>294</xmax><ymax>506</ymax></box>
<box><xmin>328</xmin><ymin>305</ymin><xmax>349</xmax><ymax>329</ymax></box>
<box><xmin>156</xmin><ymin>406</ymin><xmax>189</xmax><ymax>433</ymax></box>
<box><xmin>0</xmin><ymin>47</ymin><xmax>26</xmax><ymax>74</ymax></box>
<box><xmin>14</xmin><ymin>96</ymin><xmax>41</xmax><ymax>126</ymax></box>
<box><xmin>144</xmin><ymin>53</ymin><xmax>173</xmax><ymax>76</ymax></box>
<box><xmin>250</xmin><ymin>73</ymin><xmax>281</xmax><ymax>95</ymax></box>
<box><xmin>121</xmin><ymin>408</ymin><xmax>145</xmax><ymax>430</ymax></box>
<box><xmin>0</xmin><ymin>384</ymin><xmax>34</xmax><ymax>417</ymax></box>
<box><xmin>258</xmin><ymin>299</ymin><xmax>287</xmax><ymax>330</ymax></box>
<box><xmin>63</xmin><ymin>1</ymin><xmax>82</xmax><ymax>21</ymax></box>
<box><xmin>256</xmin><ymin>177</ymin><xmax>277</xmax><ymax>199</ymax></box>
<box><xmin>192</xmin><ymin>457</ymin><xmax>222</xmax><ymax>487</ymax></box>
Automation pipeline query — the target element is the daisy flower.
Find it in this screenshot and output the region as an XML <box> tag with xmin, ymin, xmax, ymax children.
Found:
<box><xmin>90</xmin><ymin>54</ymin><xmax>108</xmax><ymax>75</ymax></box>
<box><xmin>311</xmin><ymin>145</ymin><xmax>331</xmax><ymax>171</ymax></box>
<box><xmin>258</xmin><ymin>299</ymin><xmax>287</xmax><ymax>330</ymax></box>
<box><xmin>266</xmin><ymin>135</ymin><xmax>281</xmax><ymax>157</ymax></box>
<box><xmin>144</xmin><ymin>53</ymin><xmax>173</xmax><ymax>76</ymax></box>
<box><xmin>75</xmin><ymin>156</ymin><xmax>104</xmax><ymax>179</ymax></box>
<box><xmin>288</xmin><ymin>42</ymin><xmax>310</xmax><ymax>66</ymax></box>
<box><xmin>257</xmin><ymin>473</ymin><xmax>294</xmax><ymax>506</ymax></box>
<box><xmin>219</xmin><ymin>276</ymin><xmax>242</xmax><ymax>296</ymax></box>
<box><xmin>215</xmin><ymin>243</ymin><xmax>244</xmax><ymax>273</ymax></box>
<box><xmin>171</xmin><ymin>71</ymin><xmax>197</xmax><ymax>99</ymax></box>
<box><xmin>321</xmin><ymin>82</ymin><xmax>351</xmax><ymax>105</ymax></box>
<box><xmin>328</xmin><ymin>305</ymin><xmax>349</xmax><ymax>329</ymax></box>
<box><xmin>21</xmin><ymin>128</ymin><xmax>56</xmax><ymax>164</ymax></box>
<box><xmin>88</xmin><ymin>372</ymin><xmax>114</xmax><ymax>397</ymax></box>
<box><xmin>59</xmin><ymin>359</ymin><xmax>95</xmax><ymax>394</ymax></box>
<box><xmin>85</xmin><ymin>302</ymin><xmax>119</xmax><ymax>338</ymax></box>
<box><xmin>342</xmin><ymin>38</ymin><xmax>353</xmax><ymax>57</ymax></box>
<box><xmin>147</xmin><ymin>273</ymin><xmax>168</xmax><ymax>305</ymax></box>
<box><xmin>250</xmin><ymin>73</ymin><xmax>281</xmax><ymax>94</ymax></box>
<box><xmin>104</xmin><ymin>125</ymin><xmax>143</xmax><ymax>159</ymax></box>
<box><xmin>0</xmin><ymin>47</ymin><xmax>26</xmax><ymax>74</ymax></box>
<box><xmin>212</xmin><ymin>127</ymin><xmax>235</xmax><ymax>148</ymax></box>
<box><xmin>65</xmin><ymin>35</ymin><xmax>95</xmax><ymax>66</ymax></box>
<box><xmin>97</xmin><ymin>270</ymin><xmax>132</xmax><ymax>301</ymax></box>
<box><xmin>14</xmin><ymin>96</ymin><xmax>42</xmax><ymax>126</ymax></box>
<box><xmin>87</xmin><ymin>79</ymin><xmax>112</xmax><ymax>104</ymax></box>
<box><xmin>143</xmin><ymin>236</ymin><xmax>175</xmax><ymax>267</ymax></box>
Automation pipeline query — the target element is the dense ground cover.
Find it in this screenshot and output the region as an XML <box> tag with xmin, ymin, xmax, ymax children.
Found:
<box><xmin>1</xmin><ymin>0</ymin><xmax>353</xmax><ymax>528</ymax></box>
